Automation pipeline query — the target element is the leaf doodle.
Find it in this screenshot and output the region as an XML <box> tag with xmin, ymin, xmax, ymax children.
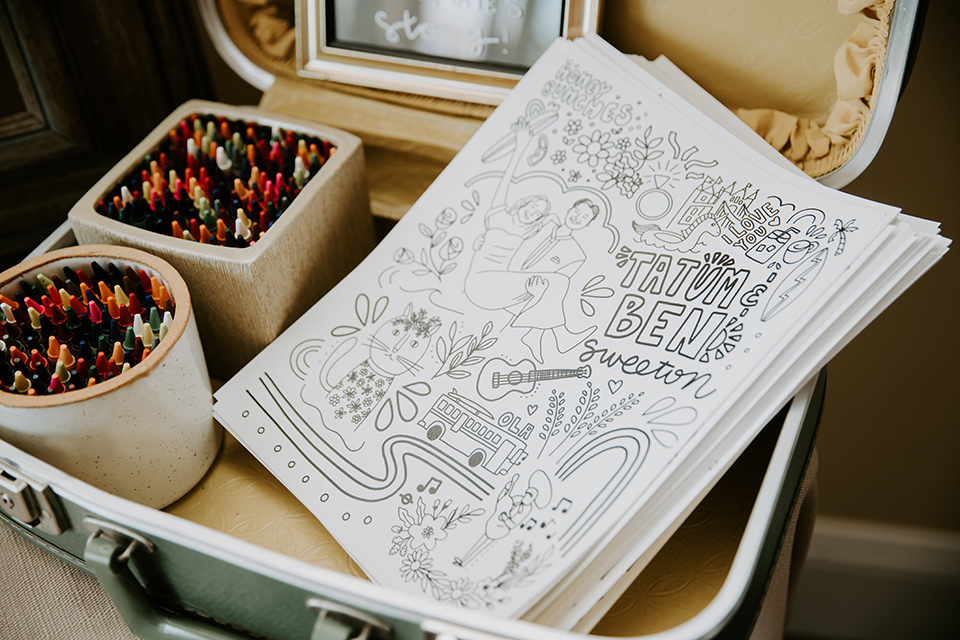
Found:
<box><xmin>392</xmin><ymin>214</ymin><xmax>463</xmax><ymax>282</ymax></box>
<box><xmin>564</xmin><ymin>392</ymin><xmax>644</xmax><ymax>455</ymax></box>
<box><xmin>642</xmin><ymin>396</ymin><xmax>697</xmax><ymax>427</ymax></box>
<box><xmin>376</xmin><ymin>382</ymin><xmax>433</xmax><ymax>431</ymax></box>
<box><xmin>651</xmin><ymin>429</ymin><xmax>679</xmax><ymax>448</ymax></box>
<box><xmin>632</xmin><ymin>125</ymin><xmax>664</xmax><ymax>169</ymax></box>
<box><xmin>537</xmin><ymin>390</ymin><xmax>566</xmax><ymax>458</ymax></box>
<box><xmin>580</xmin><ymin>274</ymin><xmax>615</xmax><ymax>317</ymax></box>
<box><xmin>433</xmin><ymin>321</ymin><xmax>497</xmax><ymax>380</ymax></box>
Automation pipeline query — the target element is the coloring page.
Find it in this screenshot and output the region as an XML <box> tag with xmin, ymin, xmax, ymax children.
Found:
<box><xmin>214</xmin><ymin>38</ymin><xmax>900</xmax><ymax>618</ymax></box>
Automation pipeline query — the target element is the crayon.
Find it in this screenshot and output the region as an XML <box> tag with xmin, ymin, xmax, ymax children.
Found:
<box><xmin>95</xmin><ymin>113</ymin><xmax>335</xmax><ymax>249</ymax></box>
<box><xmin>0</xmin><ymin>260</ymin><xmax>175</xmax><ymax>396</ymax></box>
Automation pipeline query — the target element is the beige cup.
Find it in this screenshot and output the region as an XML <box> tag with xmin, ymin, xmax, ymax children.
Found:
<box><xmin>0</xmin><ymin>245</ymin><xmax>220</xmax><ymax>508</ymax></box>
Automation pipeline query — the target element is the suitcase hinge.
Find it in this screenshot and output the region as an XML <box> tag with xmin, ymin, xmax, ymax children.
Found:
<box><xmin>307</xmin><ymin>597</ymin><xmax>392</xmax><ymax>640</ymax></box>
<box><xmin>0</xmin><ymin>460</ymin><xmax>66</xmax><ymax>535</ymax></box>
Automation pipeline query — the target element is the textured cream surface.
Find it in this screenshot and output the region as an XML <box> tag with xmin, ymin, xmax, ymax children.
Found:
<box><xmin>600</xmin><ymin>0</ymin><xmax>860</xmax><ymax>119</ymax></box>
<box><xmin>165</xmin><ymin>432</ymin><xmax>367</xmax><ymax>578</ymax></box>
<box><xmin>166</xmin><ymin>422</ymin><xmax>789</xmax><ymax>633</ymax></box>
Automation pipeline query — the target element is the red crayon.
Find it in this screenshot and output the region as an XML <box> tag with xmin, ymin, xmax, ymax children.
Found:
<box><xmin>75</xmin><ymin>358</ymin><xmax>88</xmax><ymax>385</ymax></box>
<box><xmin>23</xmin><ymin>297</ymin><xmax>43</xmax><ymax>314</ymax></box>
<box><xmin>46</xmin><ymin>284</ymin><xmax>60</xmax><ymax>305</ymax></box>
<box><xmin>68</xmin><ymin>294</ymin><xmax>85</xmax><ymax>319</ymax></box>
<box><xmin>48</xmin><ymin>303</ymin><xmax>66</xmax><ymax>326</ymax></box>
<box><xmin>128</xmin><ymin>292</ymin><xmax>143</xmax><ymax>316</ymax></box>
<box><xmin>117</xmin><ymin>305</ymin><xmax>133</xmax><ymax>328</ymax></box>
<box><xmin>138</xmin><ymin>270</ymin><xmax>152</xmax><ymax>295</ymax></box>
<box><xmin>95</xmin><ymin>351</ymin><xmax>109</xmax><ymax>376</ymax></box>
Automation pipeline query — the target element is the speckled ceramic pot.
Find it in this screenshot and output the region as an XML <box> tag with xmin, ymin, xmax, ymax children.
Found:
<box><xmin>0</xmin><ymin>245</ymin><xmax>220</xmax><ymax>508</ymax></box>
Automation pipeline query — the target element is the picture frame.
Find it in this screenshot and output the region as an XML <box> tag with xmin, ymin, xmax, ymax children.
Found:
<box><xmin>296</xmin><ymin>0</ymin><xmax>600</xmax><ymax>104</ymax></box>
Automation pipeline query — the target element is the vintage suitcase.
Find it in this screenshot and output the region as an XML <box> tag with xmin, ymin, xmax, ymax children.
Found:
<box><xmin>0</xmin><ymin>0</ymin><xmax>923</xmax><ymax>637</ymax></box>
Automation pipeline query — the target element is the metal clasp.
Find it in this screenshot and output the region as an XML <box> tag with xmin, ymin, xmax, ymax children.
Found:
<box><xmin>307</xmin><ymin>597</ymin><xmax>392</xmax><ymax>640</ymax></box>
<box><xmin>0</xmin><ymin>459</ymin><xmax>66</xmax><ymax>535</ymax></box>
<box><xmin>84</xmin><ymin>517</ymin><xmax>156</xmax><ymax>562</ymax></box>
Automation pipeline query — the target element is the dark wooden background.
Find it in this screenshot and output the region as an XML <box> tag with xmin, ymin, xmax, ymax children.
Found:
<box><xmin>0</xmin><ymin>0</ymin><xmax>215</xmax><ymax>271</ymax></box>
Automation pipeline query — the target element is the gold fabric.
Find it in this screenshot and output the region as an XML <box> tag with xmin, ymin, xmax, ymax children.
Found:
<box><xmin>736</xmin><ymin>0</ymin><xmax>894</xmax><ymax>176</ymax></box>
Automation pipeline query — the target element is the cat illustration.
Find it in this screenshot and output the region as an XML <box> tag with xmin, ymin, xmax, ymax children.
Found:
<box><xmin>298</xmin><ymin>303</ymin><xmax>441</xmax><ymax>451</ymax></box>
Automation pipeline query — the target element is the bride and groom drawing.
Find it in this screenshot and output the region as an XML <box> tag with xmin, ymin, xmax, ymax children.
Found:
<box><xmin>464</xmin><ymin>116</ymin><xmax>600</xmax><ymax>364</ymax></box>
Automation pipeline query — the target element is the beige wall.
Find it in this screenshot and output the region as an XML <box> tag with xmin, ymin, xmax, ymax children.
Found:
<box><xmin>819</xmin><ymin>0</ymin><xmax>960</xmax><ymax>533</ymax></box>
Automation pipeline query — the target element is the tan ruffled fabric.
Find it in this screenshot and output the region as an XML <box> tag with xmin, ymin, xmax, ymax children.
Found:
<box><xmin>737</xmin><ymin>0</ymin><xmax>893</xmax><ymax>177</ymax></box>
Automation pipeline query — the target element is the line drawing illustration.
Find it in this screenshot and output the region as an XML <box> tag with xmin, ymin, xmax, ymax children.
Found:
<box><xmin>464</xmin><ymin>115</ymin><xmax>619</xmax><ymax>363</ymax></box>
<box><xmin>248</xmin><ymin>374</ymin><xmax>494</xmax><ymax>501</ymax></box>
<box><xmin>293</xmin><ymin>302</ymin><xmax>441</xmax><ymax>451</ymax></box>
<box><xmin>453</xmin><ymin>470</ymin><xmax>553</xmax><ymax>567</ymax></box>
<box><xmin>476</xmin><ymin>357</ymin><xmax>591</xmax><ymax>401</ymax></box>
<box><xmin>432</xmin><ymin>320</ymin><xmax>498</xmax><ymax>381</ymax></box>
<box><xmin>418</xmin><ymin>390</ymin><xmax>533</xmax><ymax>475</ymax></box>
<box><xmin>554</xmin><ymin>428</ymin><xmax>650</xmax><ymax>556</ymax></box>
<box><xmin>632</xmin><ymin>212</ymin><xmax>722</xmax><ymax>252</ymax></box>
<box><xmin>209</xmin><ymin>40</ymin><xmax>901</xmax><ymax>617</ymax></box>
<box><xmin>390</xmin><ymin>495</ymin><xmax>552</xmax><ymax>610</ymax></box>
<box><xmin>761</xmin><ymin>247</ymin><xmax>828</xmax><ymax>321</ymax></box>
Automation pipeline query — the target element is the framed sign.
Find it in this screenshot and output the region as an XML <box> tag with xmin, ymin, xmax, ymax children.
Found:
<box><xmin>297</xmin><ymin>0</ymin><xmax>600</xmax><ymax>104</ymax></box>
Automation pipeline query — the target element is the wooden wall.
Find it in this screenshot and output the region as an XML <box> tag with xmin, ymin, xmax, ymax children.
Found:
<box><xmin>0</xmin><ymin>0</ymin><xmax>214</xmax><ymax>270</ymax></box>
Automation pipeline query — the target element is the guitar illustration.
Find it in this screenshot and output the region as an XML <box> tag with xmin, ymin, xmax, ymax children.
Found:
<box><xmin>477</xmin><ymin>357</ymin><xmax>591</xmax><ymax>401</ymax></box>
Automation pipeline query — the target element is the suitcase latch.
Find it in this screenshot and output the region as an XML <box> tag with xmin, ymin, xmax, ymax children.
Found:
<box><xmin>0</xmin><ymin>460</ymin><xmax>65</xmax><ymax>535</ymax></box>
<box><xmin>307</xmin><ymin>597</ymin><xmax>392</xmax><ymax>640</ymax></box>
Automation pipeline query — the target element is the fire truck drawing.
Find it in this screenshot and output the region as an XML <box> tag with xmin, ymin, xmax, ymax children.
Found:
<box><xmin>418</xmin><ymin>391</ymin><xmax>532</xmax><ymax>475</ymax></box>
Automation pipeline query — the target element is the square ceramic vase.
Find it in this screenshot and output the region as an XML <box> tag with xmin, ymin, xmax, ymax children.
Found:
<box><xmin>69</xmin><ymin>100</ymin><xmax>374</xmax><ymax>378</ymax></box>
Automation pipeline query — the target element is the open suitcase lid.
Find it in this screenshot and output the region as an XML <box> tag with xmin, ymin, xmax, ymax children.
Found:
<box><xmin>198</xmin><ymin>0</ymin><xmax>925</xmax><ymax>191</ymax></box>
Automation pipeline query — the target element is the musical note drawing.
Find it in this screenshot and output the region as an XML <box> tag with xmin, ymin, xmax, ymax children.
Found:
<box><xmin>477</xmin><ymin>357</ymin><xmax>591</xmax><ymax>401</ymax></box>
<box><xmin>454</xmin><ymin>471</ymin><xmax>553</xmax><ymax>567</ymax></box>
<box><xmin>417</xmin><ymin>476</ymin><xmax>443</xmax><ymax>495</ymax></box>
<box><xmin>552</xmin><ymin>497</ymin><xmax>572</xmax><ymax>513</ymax></box>
<box><xmin>523</xmin><ymin>517</ymin><xmax>538</xmax><ymax>531</ymax></box>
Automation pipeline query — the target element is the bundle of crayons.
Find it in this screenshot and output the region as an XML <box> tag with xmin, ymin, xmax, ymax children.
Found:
<box><xmin>93</xmin><ymin>113</ymin><xmax>336</xmax><ymax>247</ymax></box>
<box><xmin>0</xmin><ymin>262</ymin><xmax>175</xmax><ymax>396</ymax></box>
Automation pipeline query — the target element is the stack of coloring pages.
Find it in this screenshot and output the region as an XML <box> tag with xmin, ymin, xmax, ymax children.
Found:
<box><xmin>214</xmin><ymin>35</ymin><xmax>949</xmax><ymax>629</ymax></box>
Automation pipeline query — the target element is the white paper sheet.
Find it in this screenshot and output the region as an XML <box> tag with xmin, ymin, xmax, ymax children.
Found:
<box><xmin>213</xmin><ymin>37</ymin><xmax>946</xmax><ymax>623</ymax></box>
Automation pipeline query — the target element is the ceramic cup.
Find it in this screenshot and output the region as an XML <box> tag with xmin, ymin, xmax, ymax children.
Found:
<box><xmin>0</xmin><ymin>245</ymin><xmax>220</xmax><ymax>509</ymax></box>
